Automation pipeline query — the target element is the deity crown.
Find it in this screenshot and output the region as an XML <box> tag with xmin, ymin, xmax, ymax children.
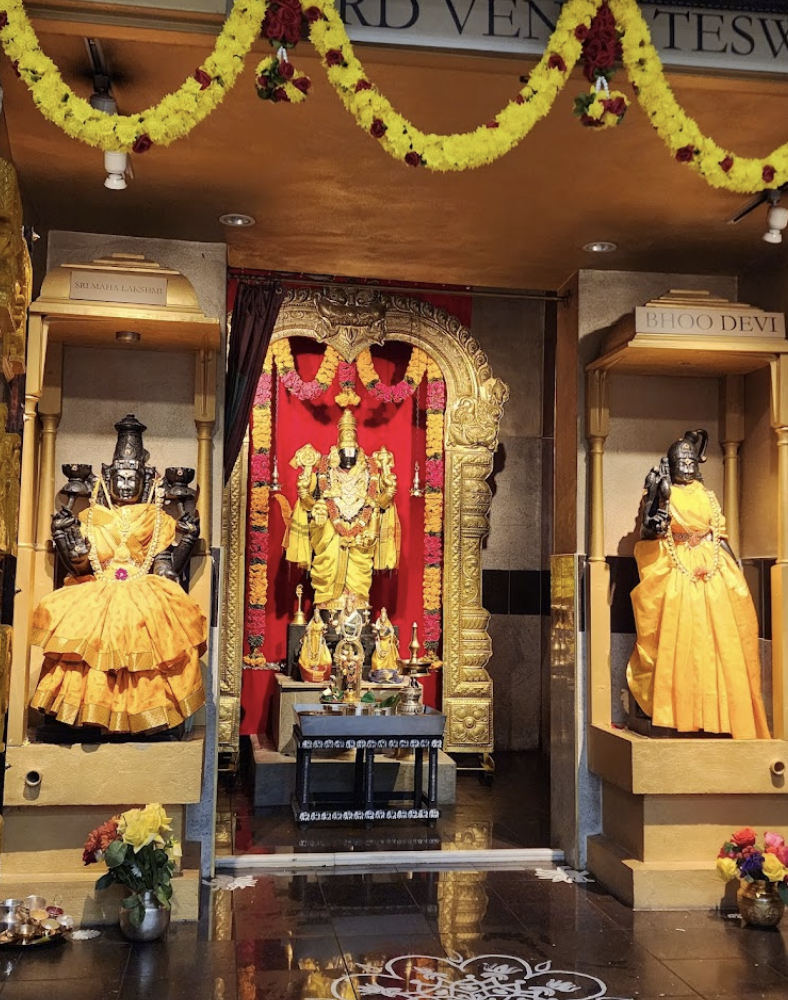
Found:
<box><xmin>338</xmin><ymin>409</ymin><xmax>359</xmax><ymax>450</ymax></box>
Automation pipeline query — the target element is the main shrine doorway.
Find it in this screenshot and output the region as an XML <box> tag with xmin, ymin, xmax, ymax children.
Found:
<box><xmin>215</xmin><ymin>285</ymin><xmax>553</xmax><ymax>861</ymax></box>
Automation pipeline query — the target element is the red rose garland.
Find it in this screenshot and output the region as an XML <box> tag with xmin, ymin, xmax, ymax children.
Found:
<box><xmin>572</xmin><ymin>3</ymin><xmax>629</xmax><ymax>130</ymax></box>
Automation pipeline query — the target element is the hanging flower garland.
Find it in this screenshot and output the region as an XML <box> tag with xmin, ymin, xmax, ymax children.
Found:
<box><xmin>356</xmin><ymin>346</ymin><xmax>428</xmax><ymax>404</ymax></box>
<box><xmin>272</xmin><ymin>339</ymin><xmax>341</xmax><ymax>401</ymax></box>
<box><xmin>244</xmin><ymin>349</ymin><xmax>274</xmax><ymax>668</ymax></box>
<box><xmin>2</xmin><ymin>0</ymin><xmax>788</xmax><ymax>192</ymax></box>
<box><xmin>335</xmin><ymin>360</ymin><xmax>360</xmax><ymax>408</ymax></box>
<box><xmin>572</xmin><ymin>3</ymin><xmax>629</xmax><ymax>130</ymax></box>
<box><xmin>255</xmin><ymin>54</ymin><xmax>312</xmax><ymax>104</ymax></box>
<box><xmin>422</xmin><ymin>358</ymin><xmax>445</xmax><ymax>661</ymax></box>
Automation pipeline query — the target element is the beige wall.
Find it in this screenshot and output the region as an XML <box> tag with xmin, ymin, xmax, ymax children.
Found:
<box><xmin>576</xmin><ymin>269</ymin><xmax>737</xmax><ymax>556</ymax></box>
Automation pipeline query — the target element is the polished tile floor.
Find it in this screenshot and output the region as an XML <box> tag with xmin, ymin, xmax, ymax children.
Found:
<box><xmin>219</xmin><ymin>751</ymin><xmax>551</xmax><ymax>855</ymax></box>
<box><xmin>0</xmin><ymin>868</ymin><xmax>787</xmax><ymax>999</ymax></box>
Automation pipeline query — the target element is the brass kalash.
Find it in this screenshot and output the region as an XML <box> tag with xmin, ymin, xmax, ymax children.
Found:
<box><xmin>286</xmin><ymin>408</ymin><xmax>405</xmax><ymax>702</ymax></box>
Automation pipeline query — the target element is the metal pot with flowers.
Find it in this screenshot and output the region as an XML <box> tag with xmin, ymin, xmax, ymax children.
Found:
<box><xmin>717</xmin><ymin>827</ymin><xmax>788</xmax><ymax>927</ymax></box>
<box><xmin>83</xmin><ymin>803</ymin><xmax>181</xmax><ymax>941</ymax></box>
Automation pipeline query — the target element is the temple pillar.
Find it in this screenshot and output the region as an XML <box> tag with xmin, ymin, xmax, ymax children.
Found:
<box><xmin>585</xmin><ymin>368</ymin><xmax>610</xmax><ymax>728</ymax></box>
<box><xmin>770</xmin><ymin>355</ymin><xmax>788</xmax><ymax>739</ymax></box>
<box><xmin>720</xmin><ymin>375</ymin><xmax>744</xmax><ymax>559</ymax></box>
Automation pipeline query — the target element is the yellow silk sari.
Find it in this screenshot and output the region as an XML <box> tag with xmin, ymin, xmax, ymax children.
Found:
<box><xmin>627</xmin><ymin>481</ymin><xmax>770</xmax><ymax>740</ymax></box>
<box><xmin>30</xmin><ymin>503</ymin><xmax>207</xmax><ymax>734</ymax></box>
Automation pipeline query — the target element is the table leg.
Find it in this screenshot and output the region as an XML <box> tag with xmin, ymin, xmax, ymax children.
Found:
<box><xmin>296</xmin><ymin>746</ymin><xmax>312</xmax><ymax>822</ymax></box>
<box><xmin>363</xmin><ymin>749</ymin><xmax>375</xmax><ymax>828</ymax></box>
<box><xmin>427</xmin><ymin>744</ymin><xmax>439</xmax><ymax>826</ymax></box>
<box><xmin>413</xmin><ymin>747</ymin><xmax>424</xmax><ymax>808</ymax></box>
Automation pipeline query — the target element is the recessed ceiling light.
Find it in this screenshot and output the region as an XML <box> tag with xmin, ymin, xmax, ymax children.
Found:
<box><xmin>116</xmin><ymin>330</ymin><xmax>141</xmax><ymax>343</ymax></box>
<box><xmin>219</xmin><ymin>213</ymin><xmax>256</xmax><ymax>228</ymax></box>
<box><xmin>582</xmin><ymin>241</ymin><xmax>618</xmax><ymax>253</ymax></box>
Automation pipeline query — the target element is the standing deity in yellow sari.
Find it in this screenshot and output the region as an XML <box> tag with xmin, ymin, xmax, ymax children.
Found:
<box><xmin>30</xmin><ymin>415</ymin><xmax>207</xmax><ymax>735</ymax></box>
<box><xmin>298</xmin><ymin>607</ymin><xmax>333</xmax><ymax>683</ymax></box>
<box><xmin>285</xmin><ymin>409</ymin><xmax>400</xmax><ymax>609</ymax></box>
<box><xmin>627</xmin><ymin>429</ymin><xmax>770</xmax><ymax>740</ymax></box>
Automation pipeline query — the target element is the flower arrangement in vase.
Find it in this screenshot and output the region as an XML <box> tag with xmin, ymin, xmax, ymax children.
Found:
<box><xmin>717</xmin><ymin>828</ymin><xmax>788</xmax><ymax>926</ymax></box>
<box><xmin>83</xmin><ymin>803</ymin><xmax>181</xmax><ymax>940</ymax></box>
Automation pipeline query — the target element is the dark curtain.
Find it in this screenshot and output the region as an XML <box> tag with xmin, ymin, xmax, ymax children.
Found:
<box><xmin>223</xmin><ymin>280</ymin><xmax>284</xmax><ymax>483</ymax></box>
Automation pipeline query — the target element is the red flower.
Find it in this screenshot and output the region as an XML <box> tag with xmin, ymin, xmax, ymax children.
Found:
<box><xmin>326</xmin><ymin>49</ymin><xmax>344</xmax><ymax>67</ymax></box>
<box><xmin>251</xmin><ymin>452</ymin><xmax>271</xmax><ymax>483</ymax></box>
<box><xmin>426</xmin><ymin>381</ymin><xmax>446</xmax><ymax>411</ymax></box>
<box><xmin>272</xmin><ymin>87</ymin><xmax>290</xmax><ymax>103</ymax></box>
<box><xmin>602</xmin><ymin>96</ymin><xmax>627</xmax><ymax>117</ymax></box>
<box><xmin>732</xmin><ymin>827</ymin><xmax>758</xmax><ymax>847</ymax></box>
<box><xmin>425</xmin><ymin>458</ymin><xmax>444</xmax><ymax>489</ymax></box>
<box><xmin>404</xmin><ymin>151</ymin><xmax>422</xmax><ymax>167</ymax></box>
<box><xmin>0</xmin><ymin>13</ymin><xmax>8</xmax><ymax>28</ymax></box>
<box><xmin>675</xmin><ymin>145</ymin><xmax>695</xmax><ymax>163</ymax></box>
<box><xmin>262</xmin><ymin>0</ymin><xmax>301</xmax><ymax>45</ymax></box>
<box><xmin>486</xmin><ymin>120</ymin><xmax>499</xmax><ymax>129</ymax></box>
<box><xmin>580</xmin><ymin>114</ymin><xmax>604</xmax><ymax>129</ymax></box>
<box><xmin>194</xmin><ymin>68</ymin><xmax>211</xmax><ymax>90</ymax></box>
<box><xmin>293</xmin><ymin>76</ymin><xmax>311</xmax><ymax>95</ymax></box>
<box><xmin>278</xmin><ymin>58</ymin><xmax>295</xmax><ymax>81</ymax></box>
<box><xmin>763</xmin><ymin>164</ymin><xmax>776</xmax><ymax>183</ymax></box>
<box><xmin>423</xmin><ymin>613</ymin><xmax>441</xmax><ymax>642</ymax></box>
<box><xmin>547</xmin><ymin>53</ymin><xmax>566</xmax><ymax>72</ymax></box>
<box><xmin>132</xmin><ymin>134</ymin><xmax>152</xmax><ymax>154</ymax></box>
<box><xmin>304</xmin><ymin>6</ymin><xmax>322</xmax><ymax>21</ymax></box>
<box><xmin>370</xmin><ymin>118</ymin><xmax>387</xmax><ymax>139</ymax></box>
<box><xmin>575</xmin><ymin>24</ymin><xmax>589</xmax><ymax>41</ymax></box>
<box><xmin>719</xmin><ymin>156</ymin><xmax>734</xmax><ymax>173</ymax></box>
<box><xmin>355</xmin><ymin>79</ymin><xmax>372</xmax><ymax>92</ymax></box>
<box><xmin>424</xmin><ymin>535</ymin><xmax>443</xmax><ymax>564</ymax></box>
<box><xmin>515</xmin><ymin>94</ymin><xmax>525</xmax><ymax>105</ymax></box>
<box><xmin>114</xmin><ymin>567</ymin><xmax>128</xmax><ymax>581</ymax></box>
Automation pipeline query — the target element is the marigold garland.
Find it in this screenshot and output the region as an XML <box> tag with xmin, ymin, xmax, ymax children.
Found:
<box><xmin>422</xmin><ymin>357</ymin><xmax>445</xmax><ymax>660</ymax></box>
<box><xmin>244</xmin><ymin>350</ymin><xmax>274</xmax><ymax>668</ymax></box>
<box><xmin>273</xmin><ymin>339</ymin><xmax>341</xmax><ymax>401</ymax></box>
<box><xmin>1</xmin><ymin>0</ymin><xmax>784</xmax><ymax>193</ymax></box>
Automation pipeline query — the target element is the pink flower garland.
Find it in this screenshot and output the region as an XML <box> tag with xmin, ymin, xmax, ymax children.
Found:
<box><xmin>281</xmin><ymin>367</ymin><xmax>325</xmax><ymax>402</ymax></box>
<box><xmin>369</xmin><ymin>379</ymin><xmax>416</xmax><ymax>404</ymax></box>
<box><xmin>423</xmin><ymin>374</ymin><xmax>446</xmax><ymax>659</ymax></box>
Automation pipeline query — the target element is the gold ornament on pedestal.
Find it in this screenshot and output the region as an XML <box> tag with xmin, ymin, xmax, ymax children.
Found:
<box><xmin>297</xmin><ymin>607</ymin><xmax>332</xmax><ymax>684</ymax></box>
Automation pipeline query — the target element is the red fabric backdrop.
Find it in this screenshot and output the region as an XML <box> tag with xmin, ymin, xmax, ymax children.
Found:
<box><xmin>233</xmin><ymin>283</ymin><xmax>472</xmax><ymax>737</ymax></box>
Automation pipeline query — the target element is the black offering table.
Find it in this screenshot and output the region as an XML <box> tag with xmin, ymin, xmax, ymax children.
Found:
<box><xmin>292</xmin><ymin>705</ymin><xmax>446</xmax><ymax>827</ymax></box>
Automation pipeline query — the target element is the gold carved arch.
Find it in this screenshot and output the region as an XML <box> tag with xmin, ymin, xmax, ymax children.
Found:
<box><xmin>219</xmin><ymin>288</ymin><xmax>509</xmax><ymax>761</ymax></box>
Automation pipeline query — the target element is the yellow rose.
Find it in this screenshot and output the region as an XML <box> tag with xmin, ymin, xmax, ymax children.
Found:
<box><xmin>119</xmin><ymin>809</ymin><xmax>157</xmax><ymax>852</ymax></box>
<box><xmin>762</xmin><ymin>853</ymin><xmax>788</xmax><ymax>883</ymax></box>
<box><xmin>716</xmin><ymin>857</ymin><xmax>739</xmax><ymax>882</ymax></box>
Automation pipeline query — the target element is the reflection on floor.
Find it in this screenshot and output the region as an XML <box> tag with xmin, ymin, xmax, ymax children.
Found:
<box><xmin>1</xmin><ymin>867</ymin><xmax>787</xmax><ymax>999</ymax></box>
<box><xmin>219</xmin><ymin>750</ymin><xmax>551</xmax><ymax>855</ymax></box>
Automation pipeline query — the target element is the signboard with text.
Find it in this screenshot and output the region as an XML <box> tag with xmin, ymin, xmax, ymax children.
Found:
<box><xmin>79</xmin><ymin>1</ymin><xmax>788</xmax><ymax>75</ymax></box>
<box><xmin>69</xmin><ymin>270</ymin><xmax>169</xmax><ymax>306</ymax></box>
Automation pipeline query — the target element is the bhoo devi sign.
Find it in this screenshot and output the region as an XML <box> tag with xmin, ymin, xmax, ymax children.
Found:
<box><xmin>635</xmin><ymin>304</ymin><xmax>786</xmax><ymax>337</ymax></box>
<box><xmin>338</xmin><ymin>1</ymin><xmax>788</xmax><ymax>74</ymax></box>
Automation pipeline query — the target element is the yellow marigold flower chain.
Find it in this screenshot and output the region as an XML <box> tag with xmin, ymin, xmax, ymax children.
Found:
<box><xmin>0</xmin><ymin>0</ymin><xmax>784</xmax><ymax>193</ymax></box>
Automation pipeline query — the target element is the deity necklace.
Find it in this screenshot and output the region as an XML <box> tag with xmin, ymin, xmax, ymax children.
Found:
<box><xmin>85</xmin><ymin>476</ymin><xmax>166</xmax><ymax>582</ymax></box>
<box><xmin>664</xmin><ymin>486</ymin><xmax>722</xmax><ymax>584</ymax></box>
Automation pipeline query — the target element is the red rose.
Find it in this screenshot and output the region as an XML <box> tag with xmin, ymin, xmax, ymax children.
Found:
<box><xmin>272</xmin><ymin>87</ymin><xmax>290</xmax><ymax>103</ymax></box>
<box><xmin>486</xmin><ymin>120</ymin><xmax>499</xmax><ymax>128</ymax></box>
<box><xmin>132</xmin><ymin>134</ymin><xmax>152</xmax><ymax>154</ymax></box>
<box><xmin>580</xmin><ymin>113</ymin><xmax>604</xmax><ymax>128</ymax></box>
<box><xmin>293</xmin><ymin>76</ymin><xmax>311</xmax><ymax>94</ymax></box>
<box><xmin>719</xmin><ymin>156</ymin><xmax>734</xmax><ymax>173</ymax></box>
<box><xmin>675</xmin><ymin>145</ymin><xmax>695</xmax><ymax>163</ymax></box>
<box><xmin>547</xmin><ymin>53</ymin><xmax>566</xmax><ymax>72</ymax></box>
<box><xmin>326</xmin><ymin>49</ymin><xmax>344</xmax><ymax>66</ymax></box>
<box><xmin>355</xmin><ymin>79</ymin><xmax>372</xmax><ymax>92</ymax></box>
<box><xmin>595</xmin><ymin>26</ymin><xmax>617</xmax><ymax>47</ymax></box>
<box><xmin>278</xmin><ymin>58</ymin><xmax>295</xmax><ymax>80</ymax></box>
<box><xmin>763</xmin><ymin>164</ymin><xmax>776</xmax><ymax>183</ymax></box>
<box><xmin>404</xmin><ymin>151</ymin><xmax>422</xmax><ymax>167</ymax></box>
<box><xmin>0</xmin><ymin>13</ymin><xmax>8</xmax><ymax>28</ymax></box>
<box><xmin>603</xmin><ymin>96</ymin><xmax>626</xmax><ymax>117</ymax></box>
<box><xmin>583</xmin><ymin>39</ymin><xmax>610</xmax><ymax>80</ymax></box>
<box><xmin>194</xmin><ymin>68</ymin><xmax>211</xmax><ymax>90</ymax></box>
<box><xmin>575</xmin><ymin>24</ymin><xmax>589</xmax><ymax>41</ymax></box>
<box><xmin>370</xmin><ymin>118</ymin><xmax>387</xmax><ymax>138</ymax></box>
<box><xmin>732</xmin><ymin>827</ymin><xmax>758</xmax><ymax>847</ymax></box>
<box><xmin>263</xmin><ymin>10</ymin><xmax>284</xmax><ymax>40</ymax></box>
<box><xmin>304</xmin><ymin>6</ymin><xmax>322</xmax><ymax>21</ymax></box>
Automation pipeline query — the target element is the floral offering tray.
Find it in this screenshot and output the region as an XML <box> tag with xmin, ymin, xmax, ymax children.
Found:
<box><xmin>0</xmin><ymin>931</ymin><xmax>66</xmax><ymax>948</ymax></box>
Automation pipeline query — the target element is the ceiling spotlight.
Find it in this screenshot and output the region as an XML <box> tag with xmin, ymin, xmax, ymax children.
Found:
<box><xmin>219</xmin><ymin>213</ymin><xmax>256</xmax><ymax>228</ymax></box>
<box><xmin>582</xmin><ymin>241</ymin><xmax>618</xmax><ymax>253</ymax></box>
<box><xmin>104</xmin><ymin>151</ymin><xmax>128</xmax><ymax>191</ymax></box>
<box><xmin>763</xmin><ymin>204</ymin><xmax>788</xmax><ymax>244</ymax></box>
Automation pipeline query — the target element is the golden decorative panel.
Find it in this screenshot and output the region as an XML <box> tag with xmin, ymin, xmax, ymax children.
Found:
<box><xmin>219</xmin><ymin>290</ymin><xmax>509</xmax><ymax>756</ymax></box>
